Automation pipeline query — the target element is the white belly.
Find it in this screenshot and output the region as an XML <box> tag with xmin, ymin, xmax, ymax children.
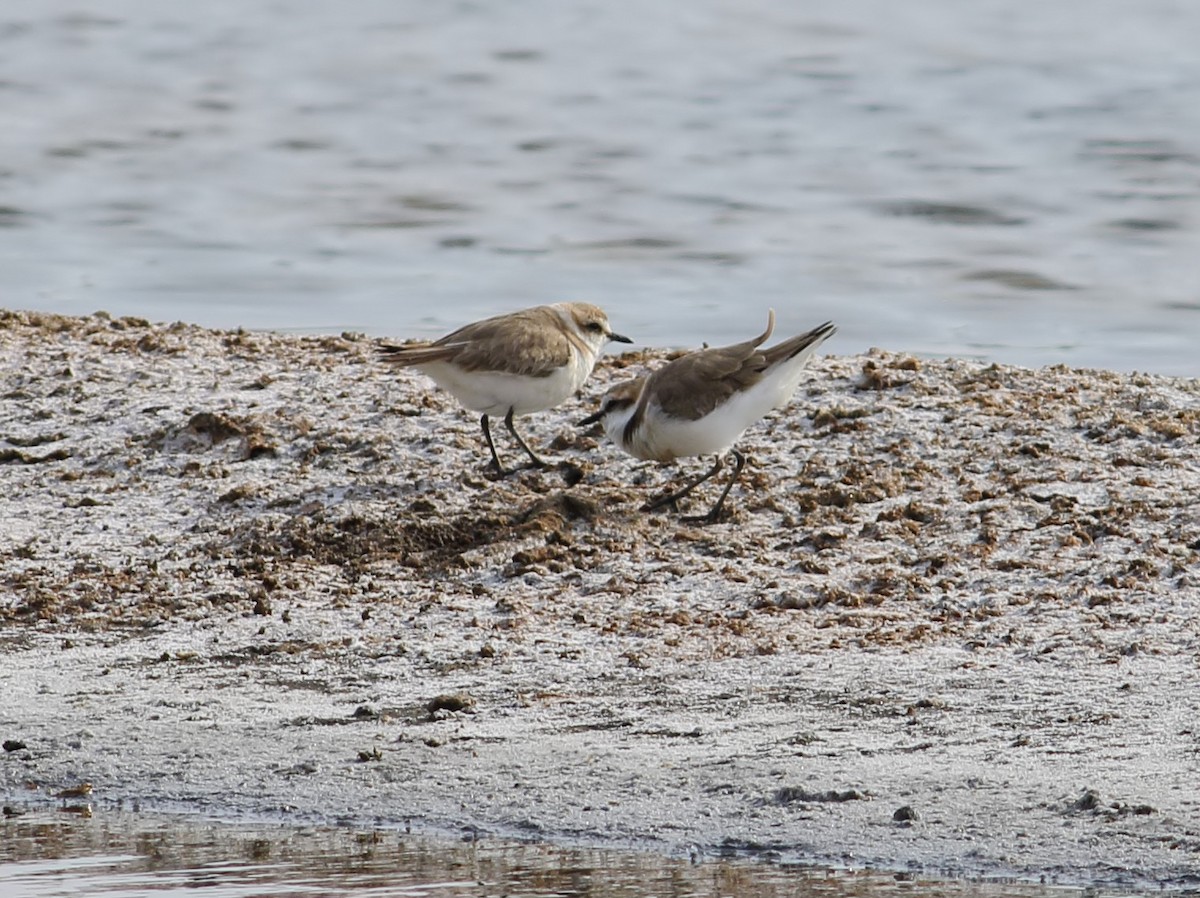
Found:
<box><xmin>632</xmin><ymin>394</ymin><xmax>760</xmax><ymax>460</ymax></box>
<box><xmin>613</xmin><ymin>356</ymin><xmax>814</xmax><ymax>461</ymax></box>
<box><xmin>418</xmin><ymin>351</ymin><xmax>595</xmax><ymax>417</ymax></box>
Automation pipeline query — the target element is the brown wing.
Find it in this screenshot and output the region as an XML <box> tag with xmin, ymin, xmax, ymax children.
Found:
<box><xmin>761</xmin><ymin>321</ymin><xmax>836</xmax><ymax>366</ymax></box>
<box><xmin>642</xmin><ymin>311</ymin><xmax>776</xmax><ymax>421</ymax></box>
<box><xmin>380</xmin><ymin>306</ymin><xmax>572</xmax><ymax>377</ymax></box>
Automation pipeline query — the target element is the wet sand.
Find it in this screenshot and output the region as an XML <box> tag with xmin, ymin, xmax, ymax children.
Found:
<box><xmin>0</xmin><ymin>811</ymin><xmax>1084</xmax><ymax>898</ymax></box>
<box><xmin>2</xmin><ymin>309</ymin><xmax>1199</xmax><ymax>890</ymax></box>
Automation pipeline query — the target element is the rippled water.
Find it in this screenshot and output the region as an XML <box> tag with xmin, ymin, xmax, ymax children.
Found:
<box><xmin>2</xmin><ymin>0</ymin><xmax>1199</xmax><ymax>374</ymax></box>
<box><xmin>0</xmin><ymin>812</ymin><xmax>1093</xmax><ymax>898</ymax></box>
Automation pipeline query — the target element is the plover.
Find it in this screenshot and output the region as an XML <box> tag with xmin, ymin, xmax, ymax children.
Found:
<box><xmin>579</xmin><ymin>311</ymin><xmax>835</xmax><ymax>523</ymax></box>
<box><xmin>382</xmin><ymin>303</ymin><xmax>631</xmax><ymax>475</ymax></box>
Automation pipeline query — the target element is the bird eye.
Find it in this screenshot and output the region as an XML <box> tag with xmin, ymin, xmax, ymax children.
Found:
<box><xmin>585</xmin><ymin>321</ymin><xmax>604</xmax><ymax>333</ymax></box>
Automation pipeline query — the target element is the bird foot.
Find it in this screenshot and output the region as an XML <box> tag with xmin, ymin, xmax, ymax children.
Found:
<box><xmin>640</xmin><ymin>494</ymin><xmax>682</xmax><ymax>514</ymax></box>
<box><xmin>681</xmin><ymin>504</ymin><xmax>730</xmax><ymax>525</ymax></box>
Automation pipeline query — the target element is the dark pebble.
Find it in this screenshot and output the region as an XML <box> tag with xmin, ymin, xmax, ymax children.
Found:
<box><xmin>427</xmin><ymin>693</ymin><xmax>475</xmax><ymax>714</ymax></box>
<box><xmin>775</xmin><ymin>787</ymin><xmax>866</xmax><ymax>804</ymax></box>
<box><xmin>1072</xmin><ymin>788</ymin><xmax>1102</xmax><ymax>812</ymax></box>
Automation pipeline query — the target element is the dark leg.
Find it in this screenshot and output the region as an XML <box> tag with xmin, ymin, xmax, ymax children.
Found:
<box><xmin>684</xmin><ymin>449</ymin><xmax>746</xmax><ymax>524</ymax></box>
<box><xmin>642</xmin><ymin>455</ymin><xmax>724</xmax><ymax>512</ymax></box>
<box><xmin>504</xmin><ymin>407</ymin><xmax>548</xmax><ymax>469</ymax></box>
<box><xmin>480</xmin><ymin>414</ymin><xmax>508</xmax><ymax>476</ymax></box>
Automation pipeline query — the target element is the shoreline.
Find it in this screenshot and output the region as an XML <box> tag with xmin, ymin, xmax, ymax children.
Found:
<box><xmin>2</xmin><ymin>309</ymin><xmax>1199</xmax><ymax>889</ymax></box>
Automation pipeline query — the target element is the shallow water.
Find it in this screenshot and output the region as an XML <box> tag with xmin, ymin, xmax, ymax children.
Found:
<box><xmin>0</xmin><ymin>811</ymin><xmax>1101</xmax><ymax>898</ymax></box>
<box><xmin>2</xmin><ymin>1</ymin><xmax>1199</xmax><ymax>374</ymax></box>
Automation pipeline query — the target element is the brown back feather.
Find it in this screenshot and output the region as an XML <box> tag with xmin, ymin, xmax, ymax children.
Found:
<box><xmin>638</xmin><ymin>310</ymin><xmax>776</xmax><ymax>422</ymax></box>
<box><xmin>380</xmin><ymin>306</ymin><xmax>573</xmax><ymax>377</ymax></box>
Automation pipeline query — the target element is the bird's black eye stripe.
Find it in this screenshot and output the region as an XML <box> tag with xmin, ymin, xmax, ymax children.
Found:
<box><xmin>585</xmin><ymin>321</ymin><xmax>604</xmax><ymax>333</ymax></box>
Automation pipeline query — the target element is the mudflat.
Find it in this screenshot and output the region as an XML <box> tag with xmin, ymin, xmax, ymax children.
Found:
<box><xmin>2</xmin><ymin>309</ymin><xmax>1198</xmax><ymax>890</ymax></box>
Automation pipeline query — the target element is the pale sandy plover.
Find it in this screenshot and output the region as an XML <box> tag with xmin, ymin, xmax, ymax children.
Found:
<box><xmin>382</xmin><ymin>303</ymin><xmax>631</xmax><ymax>475</ymax></box>
<box><xmin>579</xmin><ymin>311</ymin><xmax>835</xmax><ymax>523</ymax></box>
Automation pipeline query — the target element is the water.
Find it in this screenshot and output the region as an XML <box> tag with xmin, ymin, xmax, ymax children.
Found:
<box><xmin>0</xmin><ymin>811</ymin><xmax>1099</xmax><ymax>898</ymax></box>
<box><xmin>2</xmin><ymin>1</ymin><xmax>1198</xmax><ymax>374</ymax></box>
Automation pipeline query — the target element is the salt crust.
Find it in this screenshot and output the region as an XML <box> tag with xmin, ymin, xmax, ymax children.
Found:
<box><xmin>2</xmin><ymin>310</ymin><xmax>1199</xmax><ymax>888</ymax></box>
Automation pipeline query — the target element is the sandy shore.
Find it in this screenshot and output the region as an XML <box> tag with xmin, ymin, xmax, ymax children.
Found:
<box><xmin>2</xmin><ymin>309</ymin><xmax>1199</xmax><ymax>890</ymax></box>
